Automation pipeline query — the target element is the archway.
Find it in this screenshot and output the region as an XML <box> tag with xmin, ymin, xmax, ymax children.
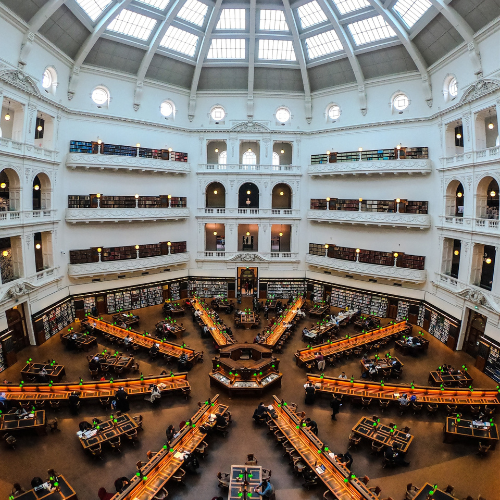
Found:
<box><xmin>0</xmin><ymin>168</ymin><xmax>21</xmax><ymax>211</ymax></box>
<box><xmin>238</xmin><ymin>182</ymin><xmax>259</xmax><ymax>208</ymax></box>
<box><xmin>445</xmin><ymin>180</ymin><xmax>464</xmax><ymax>217</ymax></box>
<box><xmin>206</xmin><ymin>182</ymin><xmax>226</xmax><ymax>209</ymax></box>
<box><xmin>272</xmin><ymin>183</ymin><xmax>292</xmax><ymax>210</ymax></box>
<box><xmin>476</xmin><ymin>176</ymin><xmax>499</xmax><ymax>219</ymax></box>
<box><xmin>32</xmin><ymin>172</ymin><xmax>51</xmax><ymax>211</ymax></box>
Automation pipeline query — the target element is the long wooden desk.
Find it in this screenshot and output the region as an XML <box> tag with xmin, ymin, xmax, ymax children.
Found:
<box><xmin>155</xmin><ymin>320</ymin><xmax>185</xmax><ymax>340</ymax></box>
<box><xmin>84</xmin><ymin>317</ymin><xmax>201</xmax><ymax>363</ymax></box>
<box><xmin>307</xmin><ymin>374</ymin><xmax>500</xmax><ymax>406</ymax></box>
<box><xmin>21</xmin><ymin>363</ymin><xmax>65</xmax><ymax>383</ymax></box>
<box><xmin>229</xmin><ymin>465</ymin><xmax>262</xmax><ymax>500</ymax></box>
<box><xmin>111</xmin><ymin>395</ymin><xmax>229</xmax><ymax>500</ymax></box>
<box><xmin>444</xmin><ymin>417</ymin><xmax>499</xmax><ymax>448</ymax></box>
<box><xmin>60</xmin><ymin>332</ymin><xmax>97</xmax><ymax>350</ymax></box>
<box><xmin>428</xmin><ymin>370</ymin><xmax>473</xmax><ymax>387</ymax></box>
<box><xmin>295</xmin><ymin>321</ymin><xmax>410</xmax><ymax>367</ymax></box>
<box><xmin>79</xmin><ymin>413</ymin><xmax>138</xmax><ymax>450</ymax></box>
<box><xmin>395</xmin><ymin>338</ymin><xmax>429</xmax><ymax>355</ymax></box>
<box><xmin>113</xmin><ymin>313</ymin><xmax>140</xmax><ymax>327</ymax></box>
<box><xmin>15</xmin><ymin>475</ymin><xmax>77</xmax><ymax>500</ymax></box>
<box><xmin>192</xmin><ymin>298</ymin><xmax>234</xmax><ymax>347</ymax></box>
<box><xmin>269</xmin><ymin>396</ymin><xmax>378</xmax><ymax>500</ymax></box>
<box><xmin>90</xmin><ymin>352</ymin><xmax>134</xmax><ymax>373</ymax></box>
<box><xmin>0</xmin><ymin>410</ymin><xmax>46</xmax><ymax>435</ymax></box>
<box><xmin>309</xmin><ymin>304</ymin><xmax>330</xmax><ymax>317</ymax></box>
<box><xmin>262</xmin><ymin>296</ymin><xmax>305</xmax><ymax>347</ymax></box>
<box><xmin>414</xmin><ymin>483</ymin><xmax>457</xmax><ymax>500</ymax></box>
<box><xmin>352</xmin><ymin>416</ymin><xmax>414</xmax><ymax>453</ymax></box>
<box><xmin>360</xmin><ymin>356</ymin><xmax>403</xmax><ymax>375</ymax></box>
<box><xmin>0</xmin><ymin>374</ymin><xmax>190</xmax><ymax>403</ymax></box>
<box><xmin>236</xmin><ymin>312</ymin><xmax>257</xmax><ymax>328</ymax></box>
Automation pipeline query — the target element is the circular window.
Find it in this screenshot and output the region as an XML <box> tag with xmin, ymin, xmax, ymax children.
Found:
<box><xmin>276</xmin><ymin>107</ymin><xmax>291</xmax><ymax>123</ymax></box>
<box><xmin>42</xmin><ymin>69</ymin><xmax>52</xmax><ymax>89</ymax></box>
<box><xmin>393</xmin><ymin>93</ymin><xmax>409</xmax><ymax>111</ymax></box>
<box><xmin>328</xmin><ymin>104</ymin><xmax>341</xmax><ymax>120</ymax></box>
<box><xmin>448</xmin><ymin>77</ymin><xmax>458</xmax><ymax>98</ymax></box>
<box><xmin>92</xmin><ymin>87</ymin><xmax>110</xmax><ymax>105</ymax></box>
<box><xmin>161</xmin><ymin>101</ymin><xmax>174</xmax><ymax>117</ymax></box>
<box><xmin>211</xmin><ymin>106</ymin><xmax>226</xmax><ymax>121</ymax></box>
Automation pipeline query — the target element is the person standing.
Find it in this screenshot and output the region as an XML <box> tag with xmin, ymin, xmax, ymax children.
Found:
<box><xmin>115</xmin><ymin>386</ymin><xmax>130</xmax><ymax>412</ymax></box>
<box><xmin>330</xmin><ymin>395</ymin><xmax>342</xmax><ymax>420</ymax></box>
<box><xmin>315</xmin><ymin>352</ymin><xmax>325</xmax><ymax>371</ymax></box>
<box><xmin>254</xmin><ymin>479</ymin><xmax>275</xmax><ymax>499</ymax></box>
<box><xmin>304</xmin><ymin>381</ymin><xmax>316</xmax><ymax>405</ymax></box>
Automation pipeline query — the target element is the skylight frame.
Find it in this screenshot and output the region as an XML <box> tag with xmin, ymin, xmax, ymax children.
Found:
<box><xmin>177</xmin><ymin>0</ymin><xmax>209</xmax><ymax>27</ymax></box>
<box><xmin>106</xmin><ymin>9</ymin><xmax>158</xmax><ymax>41</ymax></box>
<box><xmin>75</xmin><ymin>0</ymin><xmax>112</xmax><ymax>22</ymax></box>
<box><xmin>159</xmin><ymin>25</ymin><xmax>200</xmax><ymax>57</ymax></box>
<box><xmin>207</xmin><ymin>39</ymin><xmax>246</xmax><ymax>60</ymax></box>
<box><xmin>135</xmin><ymin>0</ymin><xmax>170</xmax><ymax>10</ymax></box>
<box><xmin>258</xmin><ymin>39</ymin><xmax>296</xmax><ymax>62</ymax></box>
<box><xmin>393</xmin><ymin>0</ymin><xmax>432</xmax><ymax>28</ymax></box>
<box><xmin>216</xmin><ymin>9</ymin><xmax>246</xmax><ymax>30</ymax></box>
<box><xmin>331</xmin><ymin>0</ymin><xmax>370</xmax><ymax>15</ymax></box>
<box><xmin>305</xmin><ymin>29</ymin><xmax>343</xmax><ymax>60</ymax></box>
<box><xmin>259</xmin><ymin>10</ymin><xmax>289</xmax><ymax>31</ymax></box>
<box><xmin>347</xmin><ymin>15</ymin><xmax>397</xmax><ymax>46</ymax></box>
<box><xmin>297</xmin><ymin>1</ymin><xmax>328</xmax><ymax>30</ymax></box>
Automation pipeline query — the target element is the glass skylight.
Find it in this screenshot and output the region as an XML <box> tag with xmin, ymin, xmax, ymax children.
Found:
<box><xmin>177</xmin><ymin>0</ymin><xmax>208</xmax><ymax>27</ymax></box>
<box><xmin>136</xmin><ymin>0</ymin><xmax>170</xmax><ymax>10</ymax></box>
<box><xmin>347</xmin><ymin>15</ymin><xmax>396</xmax><ymax>46</ymax></box>
<box><xmin>260</xmin><ymin>10</ymin><xmax>288</xmax><ymax>31</ymax></box>
<box><xmin>75</xmin><ymin>0</ymin><xmax>112</xmax><ymax>21</ymax></box>
<box><xmin>107</xmin><ymin>10</ymin><xmax>157</xmax><ymax>40</ymax></box>
<box><xmin>305</xmin><ymin>30</ymin><xmax>343</xmax><ymax>59</ymax></box>
<box><xmin>393</xmin><ymin>0</ymin><xmax>432</xmax><ymax>28</ymax></box>
<box><xmin>258</xmin><ymin>40</ymin><xmax>296</xmax><ymax>61</ymax></box>
<box><xmin>297</xmin><ymin>1</ymin><xmax>328</xmax><ymax>29</ymax></box>
<box><xmin>216</xmin><ymin>9</ymin><xmax>246</xmax><ymax>30</ymax></box>
<box><xmin>207</xmin><ymin>39</ymin><xmax>246</xmax><ymax>59</ymax></box>
<box><xmin>160</xmin><ymin>26</ymin><xmax>199</xmax><ymax>57</ymax></box>
<box><xmin>331</xmin><ymin>0</ymin><xmax>370</xmax><ymax>15</ymax></box>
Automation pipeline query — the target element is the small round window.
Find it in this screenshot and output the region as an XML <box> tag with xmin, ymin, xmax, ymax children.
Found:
<box><xmin>92</xmin><ymin>86</ymin><xmax>110</xmax><ymax>106</ymax></box>
<box><xmin>276</xmin><ymin>107</ymin><xmax>291</xmax><ymax>123</ymax></box>
<box><xmin>42</xmin><ymin>69</ymin><xmax>52</xmax><ymax>89</ymax></box>
<box><xmin>211</xmin><ymin>106</ymin><xmax>226</xmax><ymax>121</ymax></box>
<box><xmin>328</xmin><ymin>104</ymin><xmax>341</xmax><ymax>120</ymax></box>
<box><xmin>448</xmin><ymin>78</ymin><xmax>458</xmax><ymax>98</ymax></box>
<box><xmin>393</xmin><ymin>93</ymin><xmax>409</xmax><ymax>111</ymax></box>
<box><xmin>161</xmin><ymin>101</ymin><xmax>174</xmax><ymax>117</ymax></box>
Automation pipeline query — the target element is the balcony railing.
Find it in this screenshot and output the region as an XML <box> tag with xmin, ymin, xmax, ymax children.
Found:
<box><xmin>438</xmin><ymin>147</ymin><xmax>500</xmax><ymax>170</ymax></box>
<box><xmin>198</xmin><ymin>208</ymin><xmax>299</xmax><ymax>218</ymax></box>
<box><xmin>198</xmin><ymin>164</ymin><xmax>301</xmax><ymax>174</ymax></box>
<box><xmin>0</xmin><ymin>209</ymin><xmax>58</xmax><ymax>227</ymax></box>
<box><xmin>0</xmin><ymin>268</ymin><xmax>60</xmax><ymax>305</ymax></box>
<box><xmin>305</xmin><ymin>254</ymin><xmax>427</xmax><ymax>283</ymax></box>
<box><xmin>65</xmin><ymin>207</ymin><xmax>190</xmax><ymax>224</ymax></box>
<box><xmin>308</xmin><ymin>158</ymin><xmax>432</xmax><ymax>176</ymax></box>
<box><xmin>439</xmin><ymin>216</ymin><xmax>500</xmax><ymax>235</ymax></box>
<box><xmin>197</xmin><ymin>251</ymin><xmax>299</xmax><ymax>262</ymax></box>
<box><xmin>0</xmin><ymin>138</ymin><xmax>59</xmax><ymax>164</ymax></box>
<box><xmin>68</xmin><ymin>252</ymin><xmax>190</xmax><ymax>278</ymax></box>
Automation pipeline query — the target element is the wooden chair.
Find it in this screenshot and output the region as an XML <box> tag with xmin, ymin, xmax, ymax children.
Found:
<box><xmin>49</xmin><ymin>400</ymin><xmax>61</xmax><ymax>411</ymax></box>
<box><xmin>302</xmin><ymin>470</ymin><xmax>319</xmax><ymax>489</ymax></box>
<box><xmin>274</xmin><ymin>430</ymin><xmax>286</xmax><ymax>443</ymax></box>
<box><xmin>294</xmin><ymin>460</ymin><xmax>307</xmax><ymax>475</ymax></box>
<box><xmin>171</xmin><ymin>468</ymin><xmax>186</xmax><ymax>485</ymax></box>
<box><xmin>412</xmin><ymin>402</ymin><xmax>423</xmax><ymax>415</ymax></box>
<box><xmin>34</xmin><ymin>401</ymin><xmax>45</xmax><ymax>410</ymax></box>
<box><xmin>323</xmin><ymin>491</ymin><xmax>336</xmax><ymax>500</ymax></box>
<box><xmin>109</xmin><ymin>436</ymin><xmax>121</xmax><ymax>453</ymax></box>
<box><xmin>470</xmin><ymin>405</ymin><xmax>481</xmax><ymax>418</ymax></box>
<box><xmin>217</xmin><ymin>472</ymin><xmax>230</xmax><ymax>488</ymax></box>
<box><xmin>369</xmin><ymin>486</ymin><xmax>382</xmax><ymax>496</ymax></box>
<box><xmin>404</xmin><ymin>483</ymin><xmax>419</xmax><ymax>500</ymax></box>
<box><xmin>484</xmin><ymin>406</ymin><xmax>495</xmax><ymax>417</ymax></box>
<box><xmin>152</xmin><ymin>488</ymin><xmax>168</xmax><ymax>500</ymax></box>
<box><xmin>47</xmin><ymin>469</ymin><xmax>59</xmax><ymax>480</ymax></box>
<box><xmin>391</xmin><ymin>368</ymin><xmax>403</xmax><ymax>379</ymax></box>
<box><xmin>245</xmin><ymin>453</ymin><xmax>258</xmax><ymax>465</ymax></box>
<box><xmin>446</xmin><ymin>405</ymin><xmax>457</xmax><ymax>416</ymax></box>
<box><xmin>88</xmin><ymin>443</ymin><xmax>102</xmax><ymax>460</ymax></box>
<box><xmin>11</xmin><ymin>483</ymin><xmax>25</xmax><ymax>498</ymax></box>
<box><xmin>445</xmin><ymin>485</ymin><xmax>454</xmax><ymax>494</ymax></box>
<box><xmin>427</xmin><ymin>403</ymin><xmax>438</xmax><ymax>415</ymax></box>
<box><xmin>195</xmin><ymin>440</ymin><xmax>208</xmax><ymax>458</ymax></box>
<box><xmin>3</xmin><ymin>433</ymin><xmax>16</xmax><ymax>449</ymax></box>
<box><xmin>361</xmin><ymin>397</ymin><xmax>372</xmax><ymax>409</ymax></box>
<box><xmin>371</xmin><ymin>441</ymin><xmax>385</xmax><ymax>455</ymax></box>
<box><xmin>133</xmin><ymin>415</ymin><xmax>143</xmax><ymax>430</ymax></box>
<box><xmin>379</xmin><ymin>400</ymin><xmax>390</xmax><ymax>412</ymax></box>
<box><xmin>46</xmin><ymin>418</ymin><xmax>59</xmax><ymax>432</ymax></box>
<box><xmin>361</xmin><ymin>476</ymin><xmax>370</xmax><ymax>485</ymax></box>
<box><xmin>89</xmin><ymin>369</ymin><xmax>99</xmax><ymax>380</ymax></box>
<box><xmin>477</xmin><ymin>442</ymin><xmax>491</xmax><ymax>457</ymax></box>
<box><xmin>348</xmin><ymin>432</ymin><xmax>362</xmax><ymax>449</ymax></box>
<box><xmin>216</xmin><ymin>422</ymin><xmax>230</xmax><ymax>437</ymax></box>
<box><xmin>124</xmin><ymin>428</ymin><xmax>138</xmax><ymax>445</ymax></box>
<box><xmin>402</xmin><ymin>426</ymin><xmax>410</xmax><ymax>433</ymax></box>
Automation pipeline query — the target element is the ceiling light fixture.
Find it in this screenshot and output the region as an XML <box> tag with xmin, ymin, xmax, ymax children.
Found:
<box><xmin>0</xmin><ymin>182</ymin><xmax>6</xmax><ymax>189</ymax></box>
<box><xmin>491</xmin><ymin>191</ymin><xmax>496</xmax><ymax>197</ymax></box>
<box><xmin>2</xmin><ymin>250</ymin><xmax>8</xmax><ymax>257</ymax></box>
<box><xmin>247</xmin><ymin>190</ymin><xmax>251</xmax><ymax>195</ymax></box>
<box><xmin>213</xmin><ymin>190</ymin><xmax>218</xmax><ymax>194</ymax></box>
<box><xmin>215</xmin><ymin>148</ymin><xmax>219</xmax><ymax>153</ymax></box>
<box><xmin>489</xmin><ymin>122</ymin><xmax>495</xmax><ymax>130</ymax></box>
<box><xmin>36</xmin><ymin>243</ymin><xmax>41</xmax><ymax>250</ymax></box>
<box><xmin>486</xmin><ymin>257</ymin><xmax>492</xmax><ymax>264</ymax></box>
<box><xmin>4</xmin><ymin>101</ymin><xmax>11</xmax><ymax>121</ymax></box>
<box><xmin>456</xmin><ymin>132</ymin><xmax>462</xmax><ymax>139</ymax></box>
<box><xmin>34</xmin><ymin>184</ymin><xmax>40</xmax><ymax>191</ymax></box>
<box><xmin>457</xmin><ymin>192</ymin><xmax>463</xmax><ymax>198</ymax></box>
<box><xmin>454</xmin><ymin>250</ymin><xmax>460</xmax><ymax>256</ymax></box>
<box><xmin>246</xmin><ymin>231</ymin><xmax>250</xmax><ymax>236</ymax></box>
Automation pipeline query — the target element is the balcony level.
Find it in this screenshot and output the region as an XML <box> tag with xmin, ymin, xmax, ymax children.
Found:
<box><xmin>0</xmin><ymin>138</ymin><xmax>59</xmax><ymax>164</ymax></box>
<box><xmin>197</xmin><ymin>164</ymin><xmax>301</xmax><ymax>174</ymax></box>
<box><xmin>0</xmin><ymin>268</ymin><xmax>60</xmax><ymax>306</ymax></box>
<box><xmin>196</xmin><ymin>251</ymin><xmax>300</xmax><ymax>264</ymax></box>
<box><xmin>308</xmin><ymin>147</ymin><xmax>430</xmax><ymax>177</ymax></box>
<box><xmin>198</xmin><ymin>207</ymin><xmax>300</xmax><ymax>218</ymax></box>
<box><xmin>0</xmin><ymin>209</ymin><xmax>58</xmax><ymax>228</ymax></box>
<box><xmin>439</xmin><ymin>216</ymin><xmax>500</xmax><ymax>237</ymax></box>
<box><xmin>438</xmin><ymin>146</ymin><xmax>500</xmax><ymax>171</ymax></box>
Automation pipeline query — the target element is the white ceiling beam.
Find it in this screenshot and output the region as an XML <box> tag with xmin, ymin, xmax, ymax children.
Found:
<box><xmin>367</xmin><ymin>0</ymin><xmax>433</xmax><ymax>107</ymax></box>
<box><xmin>18</xmin><ymin>0</ymin><xmax>68</xmax><ymax>67</ymax></box>
<box><xmin>188</xmin><ymin>0</ymin><xmax>224</xmax><ymax>122</ymax></box>
<box><xmin>247</xmin><ymin>0</ymin><xmax>257</xmax><ymax>119</ymax></box>
<box><xmin>282</xmin><ymin>0</ymin><xmax>312</xmax><ymax>123</ymax></box>
<box><xmin>133</xmin><ymin>0</ymin><xmax>188</xmax><ymax>111</ymax></box>
<box><xmin>318</xmin><ymin>0</ymin><xmax>367</xmax><ymax>115</ymax></box>
<box><xmin>427</xmin><ymin>0</ymin><xmax>482</xmax><ymax>76</ymax></box>
<box><xmin>67</xmin><ymin>0</ymin><xmax>134</xmax><ymax>100</ymax></box>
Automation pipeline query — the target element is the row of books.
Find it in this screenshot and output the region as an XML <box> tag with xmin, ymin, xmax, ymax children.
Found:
<box><xmin>310</xmin><ymin>147</ymin><xmax>429</xmax><ymax>164</ymax></box>
<box><xmin>41</xmin><ymin>300</ymin><xmax>75</xmax><ymax>340</ymax></box>
<box><xmin>266</xmin><ymin>280</ymin><xmax>306</xmax><ymax>299</ymax></box>
<box><xmin>309</xmin><ymin>199</ymin><xmax>428</xmax><ymax>215</ymax></box>
<box><xmin>68</xmin><ymin>195</ymin><xmax>187</xmax><ymax>209</ymax></box>
<box><xmin>188</xmin><ymin>280</ymin><xmax>228</xmax><ymax>298</ymax></box>
<box><xmin>106</xmin><ymin>286</ymin><xmax>163</xmax><ymax>313</ymax></box>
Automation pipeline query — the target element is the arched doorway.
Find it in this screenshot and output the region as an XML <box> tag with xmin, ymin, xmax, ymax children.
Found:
<box><xmin>206</xmin><ymin>182</ymin><xmax>226</xmax><ymax>209</ymax></box>
<box><xmin>445</xmin><ymin>180</ymin><xmax>464</xmax><ymax>216</ymax></box>
<box><xmin>476</xmin><ymin>176</ymin><xmax>499</xmax><ymax>219</ymax></box>
<box><xmin>238</xmin><ymin>182</ymin><xmax>259</xmax><ymax>208</ymax></box>
<box><xmin>32</xmin><ymin>172</ymin><xmax>51</xmax><ymax>211</ymax></box>
<box><xmin>272</xmin><ymin>183</ymin><xmax>292</xmax><ymax>210</ymax></box>
<box><xmin>238</xmin><ymin>267</ymin><xmax>257</xmax><ymax>296</ymax></box>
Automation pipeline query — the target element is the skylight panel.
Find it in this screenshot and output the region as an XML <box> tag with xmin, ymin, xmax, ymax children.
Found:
<box><xmin>347</xmin><ymin>15</ymin><xmax>396</xmax><ymax>45</ymax></box>
<box><xmin>258</xmin><ymin>39</ymin><xmax>296</xmax><ymax>61</ymax></box>
<box><xmin>216</xmin><ymin>9</ymin><xmax>246</xmax><ymax>30</ymax></box>
<box><xmin>136</xmin><ymin>0</ymin><xmax>170</xmax><ymax>10</ymax></box>
<box><xmin>297</xmin><ymin>1</ymin><xmax>328</xmax><ymax>29</ymax></box>
<box><xmin>393</xmin><ymin>0</ymin><xmax>432</xmax><ymax>28</ymax></box>
<box><xmin>260</xmin><ymin>10</ymin><xmax>288</xmax><ymax>31</ymax></box>
<box><xmin>305</xmin><ymin>30</ymin><xmax>343</xmax><ymax>59</ymax></box>
<box><xmin>331</xmin><ymin>0</ymin><xmax>370</xmax><ymax>15</ymax></box>
<box><xmin>107</xmin><ymin>9</ymin><xmax>157</xmax><ymax>40</ymax></box>
<box><xmin>160</xmin><ymin>26</ymin><xmax>199</xmax><ymax>56</ymax></box>
<box><xmin>75</xmin><ymin>0</ymin><xmax>112</xmax><ymax>21</ymax></box>
<box><xmin>207</xmin><ymin>39</ymin><xmax>246</xmax><ymax>59</ymax></box>
<box><xmin>177</xmin><ymin>0</ymin><xmax>208</xmax><ymax>26</ymax></box>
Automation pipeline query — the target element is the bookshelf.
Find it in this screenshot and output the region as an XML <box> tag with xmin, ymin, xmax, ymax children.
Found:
<box><xmin>310</xmin><ymin>199</ymin><xmax>330</xmax><ymax>210</ymax></box>
<box><xmin>312</xmin><ymin>283</ymin><xmax>324</xmax><ymax>302</ymax></box>
<box><xmin>364</xmin><ymin>200</ymin><xmax>395</xmax><ymax>212</ymax></box>
<box><xmin>405</xmin><ymin>201</ymin><xmax>428</xmax><ymax>214</ymax></box>
<box><xmin>0</xmin><ymin>342</ymin><xmax>5</xmax><ymax>373</ymax></box>
<box><xmin>335</xmin><ymin>199</ymin><xmax>359</xmax><ymax>211</ymax></box>
<box><xmin>36</xmin><ymin>299</ymin><xmax>75</xmax><ymax>340</ymax></box>
<box><xmin>485</xmin><ymin>345</ymin><xmax>500</xmax><ymax>383</ymax></box>
<box><xmin>428</xmin><ymin>311</ymin><xmax>450</xmax><ymax>344</ymax></box>
<box><xmin>67</xmin><ymin>195</ymin><xmax>187</xmax><ymax>209</ymax></box>
<box><xmin>310</xmin><ymin>147</ymin><xmax>429</xmax><ymax>164</ymax></box>
<box><xmin>266</xmin><ymin>280</ymin><xmax>306</xmax><ymax>299</ymax></box>
<box><xmin>68</xmin><ymin>195</ymin><xmax>91</xmax><ymax>208</ymax></box>
<box><xmin>396</xmin><ymin>301</ymin><xmax>410</xmax><ymax>321</ymax></box>
<box><xmin>417</xmin><ymin>304</ymin><xmax>425</xmax><ymax>327</ymax></box>
<box><xmin>188</xmin><ymin>280</ymin><xmax>228</xmax><ymax>298</ymax></box>
<box><xmin>83</xmin><ymin>296</ymin><xmax>96</xmax><ymax>314</ymax></box>
<box><xmin>170</xmin><ymin>282</ymin><xmax>180</xmax><ymax>300</ymax></box>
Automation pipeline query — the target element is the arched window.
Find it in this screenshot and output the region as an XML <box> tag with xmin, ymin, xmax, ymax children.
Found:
<box><xmin>160</xmin><ymin>100</ymin><xmax>174</xmax><ymax>117</ymax></box>
<box><xmin>272</xmin><ymin>152</ymin><xmax>280</xmax><ymax>166</ymax></box>
<box><xmin>393</xmin><ymin>93</ymin><xmax>409</xmax><ymax>111</ymax></box>
<box><xmin>276</xmin><ymin>106</ymin><xmax>291</xmax><ymax>123</ymax></box>
<box><xmin>242</xmin><ymin>151</ymin><xmax>256</xmax><ymax>165</ymax></box>
<box><xmin>218</xmin><ymin>151</ymin><xmax>227</xmax><ymax>165</ymax></box>
<box><xmin>92</xmin><ymin>86</ymin><xmax>110</xmax><ymax>108</ymax></box>
<box><xmin>42</xmin><ymin>67</ymin><xmax>57</xmax><ymax>95</ymax></box>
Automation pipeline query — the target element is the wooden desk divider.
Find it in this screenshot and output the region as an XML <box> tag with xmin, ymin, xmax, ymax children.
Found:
<box><xmin>295</xmin><ymin>321</ymin><xmax>411</xmax><ymax>367</ymax></box>
<box><xmin>111</xmin><ymin>395</ymin><xmax>229</xmax><ymax>500</ymax></box>
<box><xmin>192</xmin><ymin>298</ymin><xmax>234</xmax><ymax>347</ymax></box>
<box><xmin>263</xmin><ymin>296</ymin><xmax>305</xmax><ymax>347</ymax></box>
<box><xmin>84</xmin><ymin>317</ymin><xmax>201</xmax><ymax>362</ymax></box>
<box><xmin>0</xmin><ymin>373</ymin><xmax>190</xmax><ymax>403</ymax></box>
<box><xmin>270</xmin><ymin>395</ymin><xmax>378</xmax><ymax>500</ymax></box>
<box><xmin>306</xmin><ymin>374</ymin><xmax>500</xmax><ymax>406</ymax></box>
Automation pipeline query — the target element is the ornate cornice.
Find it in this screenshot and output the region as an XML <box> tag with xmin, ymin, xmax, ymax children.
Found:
<box><xmin>0</xmin><ymin>68</ymin><xmax>42</xmax><ymax>98</ymax></box>
<box><xmin>230</xmin><ymin>121</ymin><xmax>271</xmax><ymax>133</ymax></box>
<box><xmin>308</xmin><ymin>159</ymin><xmax>432</xmax><ymax>176</ymax></box>
<box><xmin>65</xmin><ymin>208</ymin><xmax>190</xmax><ymax>223</ymax></box>
<box><xmin>305</xmin><ymin>254</ymin><xmax>427</xmax><ymax>284</ymax></box>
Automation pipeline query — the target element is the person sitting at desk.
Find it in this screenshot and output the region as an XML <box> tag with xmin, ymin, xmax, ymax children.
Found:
<box><xmin>115</xmin><ymin>387</ymin><xmax>129</xmax><ymax>412</ymax></box>
<box><xmin>123</xmin><ymin>335</ymin><xmax>131</xmax><ymax>346</ymax></box>
<box><xmin>149</xmin><ymin>343</ymin><xmax>160</xmax><ymax>357</ymax></box>
<box><xmin>15</xmin><ymin>407</ymin><xmax>28</xmax><ymax>418</ymax></box>
<box><xmin>254</xmin><ymin>333</ymin><xmax>262</xmax><ymax>344</ymax></box>
<box><xmin>302</xmin><ymin>327</ymin><xmax>310</xmax><ymax>338</ymax></box>
<box><xmin>147</xmin><ymin>384</ymin><xmax>161</xmax><ymax>404</ymax></box>
<box><xmin>254</xmin><ymin>479</ymin><xmax>275</xmax><ymax>499</ymax></box>
<box><xmin>391</xmin><ymin>359</ymin><xmax>402</xmax><ymax>370</ymax></box>
<box><xmin>79</xmin><ymin>421</ymin><xmax>92</xmax><ymax>431</ymax></box>
<box><xmin>178</xmin><ymin>353</ymin><xmax>189</xmax><ymax>371</ymax></box>
<box><xmin>398</xmin><ymin>394</ymin><xmax>410</xmax><ymax>406</ymax></box>
<box><xmin>166</xmin><ymin>425</ymin><xmax>176</xmax><ymax>442</ymax></box>
<box><xmin>39</xmin><ymin>367</ymin><xmax>48</xmax><ymax>382</ymax></box>
<box><xmin>31</xmin><ymin>477</ymin><xmax>45</xmax><ymax>489</ymax></box>
<box><xmin>304</xmin><ymin>417</ymin><xmax>318</xmax><ymax>435</ymax></box>
<box><xmin>296</xmin><ymin>309</ymin><xmax>305</xmax><ymax>318</ymax></box>
<box><xmin>216</xmin><ymin>413</ymin><xmax>228</xmax><ymax>427</ymax></box>
<box><xmin>89</xmin><ymin>357</ymin><xmax>99</xmax><ymax>371</ymax></box>
<box><xmin>253</xmin><ymin>402</ymin><xmax>269</xmax><ymax>422</ymax></box>
<box><xmin>384</xmin><ymin>444</ymin><xmax>410</xmax><ymax>466</ymax></box>
<box><xmin>338</xmin><ymin>372</ymin><xmax>347</xmax><ymax>379</ymax></box>
<box><xmin>114</xmin><ymin>477</ymin><xmax>131</xmax><ymax>493</ymax></box>
<box><xmin>368</xmin><ymin>365</ymin><xmax>379</xmax><ymax>377</ymax></box>
<box><xmin>335</xmin><ymin>451</ymin><xmax>353</xmax><ymax>469</ymax></box>
<box><xmin>121</xmin><ymin>321</ymin><xmax>127</xmax><ymax>329</ymax></box>
<box><xmin>203</xmin><ymin>325</ymin><xmax>210</xmax><ymax>338</ymax></box>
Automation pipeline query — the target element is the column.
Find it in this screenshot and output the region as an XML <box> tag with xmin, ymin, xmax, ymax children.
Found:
<box><xmin>258</xmin><ymin>223</ymin><xmax>268</xmax><ymax>254</ymax></box>
<box><xmin>225</xmin><ymin>223</ymin><xmax>237</xmax><ymax>255</ymax></box>
<box><xmin>458</xmin><ymin>240</ymin><xmax>473</xmax><ymax>283</ymax></box>
<box><xmin>41</xmin><ymin>231</ymin><xmax>54</xmax><ymax>269</ymax></box>
<box><xmin>491</xmin><ymin>246</ymin><xmax>500</xmax><ymax>296</ymax></box>
<box><xmin>441</xmin><ymin>237</ymin><xmax>453</xmax><ymax>275</ymax></box>
<box><xmin>228</xmin><ymin>134</ymin><xmax>238</xmax><ymax>164</ymax></box>
<box><xmin>20</xmin><ymin>233</ymin><xmax>34</xmax><ymax>278</ymax></box>
<box><xmin>469</xmin><ymin>242</ymin><xmax>484</xmax><ymax>286</ymax></box>
<box><xmin>462</xmin><ymin>112</ymin><xmax>473</xmax><ymax>153</ymax></box>
<box><xmin>11</xmin><ymin>235</ymin><xmax>25</xmax><ymax>279</ymax></box>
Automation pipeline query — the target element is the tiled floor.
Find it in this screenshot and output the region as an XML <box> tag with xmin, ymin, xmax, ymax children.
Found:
<box><xmin>0</xmin><ymin>298</ymin><xmax>497</xmax><ymax>500</ymax></box>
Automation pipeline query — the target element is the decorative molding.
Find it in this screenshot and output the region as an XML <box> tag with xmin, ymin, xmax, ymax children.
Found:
<box><xmin>458</xmin><ymin>78</ymin><xmax>500</xmax><ymax>106</ymax></box>
<box><xmin>230</xmin><ymin>121</ymin><xmax>271</xmax><ymax>133</ymax></box>
<box><xmin>197</xmin><ymin>163</ymin><xmax>302</xmax><ymax>174</ymax></box>
<box><xmin>228</xmin><ymin>253</ymin><xmax>269</xmax><ymax>262</ymax></box>
<box><xmin>305</xmin><ymin>254</ymin><xmax>427</xmax><ymax>284</ymax></box>
<box><xmin>0</xmin><ymin>68</ymin><xmax>42</xmax><ymax>98</ymax></box>
<box><xmin>307</xmin><ymin>210</ymin><xmax>431</xmax><ymax>229</ymax></box>
<box><xmin>438</xmin><ymin>147</ymin><xmax>500</xmax><ymax>171</ymax></box>
<box><xmin>308</xmin><ymin>159</ymin><xmax>432</xmax><ymax>176</ymax></box>
<box><xmin>65</xmin><ymin>207</ymin><xmax>190</xmax><ymax>223</ymax></box>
